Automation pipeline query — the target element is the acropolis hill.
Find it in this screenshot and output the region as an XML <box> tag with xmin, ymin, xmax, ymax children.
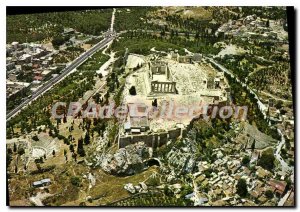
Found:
<box><xmin>118</xmin><ymin>51</ymin><xmax>230</xmax><ymax>148</ymax></box>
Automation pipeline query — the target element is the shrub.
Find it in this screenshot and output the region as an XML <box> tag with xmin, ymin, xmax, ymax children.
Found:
<box><xmin>70</xmin><ymin>176</ymin><xmax>81</xmax><ymax>187</ymax></box>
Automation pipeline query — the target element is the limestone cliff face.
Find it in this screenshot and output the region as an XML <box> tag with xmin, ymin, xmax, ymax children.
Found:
<box><xmin>101</xmin><ymin>142</ymin><xmax>152</xmax><ymax>175</ymax></box>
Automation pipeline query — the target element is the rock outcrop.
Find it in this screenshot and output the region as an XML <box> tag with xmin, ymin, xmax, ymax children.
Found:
<box><xmin>160</xmin><ymin>138</ymin><xmax>199</xmax><ymax>182</ymax></box>
<box><xmin>101</xmin><ymin>142</ymin><xmax>152</xmax><ymax>175</ymax></box>
<box><xmin>124</xmin><ymin>182</ymin><xmax>148</xmax><ymax>194</ymax></box>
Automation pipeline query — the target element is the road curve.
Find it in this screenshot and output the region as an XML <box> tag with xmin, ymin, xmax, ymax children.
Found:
<box><xmin>206</xmin><ymin>56</ymin><xmax>293</xmax><ymax>174</ymax></box>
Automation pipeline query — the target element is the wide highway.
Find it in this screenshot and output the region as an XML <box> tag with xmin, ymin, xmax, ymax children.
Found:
<box><xmin>6</xmin><ymin>33</ymin><xmax>116</xmax><ymax>121</ymax></box>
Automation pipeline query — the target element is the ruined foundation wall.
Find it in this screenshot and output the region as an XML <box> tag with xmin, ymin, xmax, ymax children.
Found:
<box><xmin>118</xmin><ymin>127</ymin><xmax>183</xmax><ymax>149</ymax></box>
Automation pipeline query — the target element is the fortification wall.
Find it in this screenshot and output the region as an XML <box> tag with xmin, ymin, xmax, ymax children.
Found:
<box><xmin>118</xmin><ymin>127</ymin><xmax>183</xmax><ymax>149</ymax></box>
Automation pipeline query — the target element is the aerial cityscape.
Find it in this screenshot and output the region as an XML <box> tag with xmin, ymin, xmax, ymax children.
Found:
<box><xmin>6</xmin><ymin>6</ymin><xmax>294</xmax><ymax>206</ymax></box>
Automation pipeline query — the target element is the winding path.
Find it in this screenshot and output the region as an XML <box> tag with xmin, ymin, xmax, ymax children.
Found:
<box><xmin>205</xmin><ymin>56</ymin><xmax>293</xmax><ymax>174</ymax></box>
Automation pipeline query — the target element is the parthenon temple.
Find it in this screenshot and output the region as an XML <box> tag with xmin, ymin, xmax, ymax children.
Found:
<box><xmin>148</xmin><ymin>61</ymin><xmax>177</xmax><ymax>94</ymax></box>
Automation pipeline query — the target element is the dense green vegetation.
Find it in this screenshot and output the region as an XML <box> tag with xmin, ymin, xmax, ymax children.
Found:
<box><xmin>188</xmin><ymin>119</ymin><xmax>229</xmax><ymax>161</ymax></box>
<box><xmin>265</xmin><ymin>190</ymin><xmax>274</xmax><ymax>199</ymax></box>
<box><xmin>6</xmin><ymin>52</ymin><xmax>109</xmax><ymax>138</ymax></box>
<box><xmin>157</xmin><ymin>117</ymin><xmax>231</xmax><ymax>164</ymax></box>
<box><xmin>7</xmin><ymin>9</ymin><xmax>112</xmax><ymax>43</ymax></box>
<box><xmin>53</xmin><ymin>47</ymin><xmax>84</xmax><ymax>64</ymax></box>
<box><xmin>216</xmin><ymin>40</ymin><xmax>291</xmax><ymax>100</ymax></box>
<box><xmin>111</xmin><ymin>31</ymin><xmax>220</xmax><ymax>57</ymax></box>
<box><xmin>258</xmin><ymin>149</ymin><xmax>276</xmax><ymax>171</ymax></box>
<box><xmin>77</xmin><ymin>51</ymin><xmax>110</xmax><ymax>71</ymax></box>
<box><xmin>114</xmin><ymin>7</ymin><xmax>238</xmax><ymax>35</ymax></box>
<box><xmin>224</xmin><ymin>71</ymin><xmax>281</xmax><ymax>140</ymax></box>
<box><xmin>86</xmin><ymin>37</ymin><xmax>103</xmax><ymax>45</ymax></box>
<box><xmin>240</xmin><ymin>7</ymin><xmax>287</xmax><ymax>22</ymax></box>
<box><xmin>114</xmin><ymin>7</ymin><xmax>157</xmax><ymax>31</ymax></box>
<box><xmin>7</xmin><ymin>86</ymin><xmax>31</xmax><ymax>112</ymax></box>
<box><xmin>51</xmin><ymin>34</ymin><xmax>71</xmax><ymax>48</ymax></box>
<box><xmin>109</xmin><ymin>191</ymin><xmax>192</xmax><ymax>206</ymax></box>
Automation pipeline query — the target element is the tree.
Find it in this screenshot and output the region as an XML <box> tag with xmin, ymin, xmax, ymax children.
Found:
<box><xmin>195</xmin><ymin>31</ymin><xmax>200</xmax><ymax>40</ymax></box>
<box><xmin>6</xmin><ymin>150</ymin><xmax>12</xmax><ymax>168</ymax></box>
<box><xmin>94</xmin><ymin>93</ymin><xmax>101</xmax><ymax>103</ymax></box>
<box><xmin>170</xmin><ymin>30</ymin><xmax>174</xmax><ymax>38</ymax></box>
<box><xmin>285</xmin><ymin>179</ymin><xmax>292</xmax><ymax>192</ymax></box>
<box><xmin>52</xmin><ymin>35</ymin><xmax>69</xmax><ymax>48</ymax></box>
<box><xmin>63</xmin><ymin>115</ymin><xmax>67</xmax><ymax>123</ymax></box>
<box><xmin>77</xmin><ymin>138</ymin><xmax>85</xmax><ymax>157</ymax></box>
<box><xmin>265</xmin><ymin>190</ymin><xmax>273</xmax><ymax>199</ymax></box>
<box><xmin>275</xmin><ymin>100</ymin><xmax>283</xmax><ymax>109</ymax></box>
<box><xmin>84</xmin><ymin>133</ymin><xmax>90</xmax><ymax>145</ymax></box>
<box><xmin>258</xmin><ymin>151</ymin><xmax>275</xmax><ymax>171</ymax></box>
<box><xmin>13</xmin><ymin>143</ymin><xmax>17</xmax><ymax>153</ymax></box>
<box><xmin>181</xmin><ymin>184</ymin><xmax>193</xmax><ymax>197</ymax></box>
<box><xmin>72</xmin><ymin>152</ymin><xmax>77</xmax><ymax>162</ymax></box>
<box><xmin>69</xmin><ymin>144</ymin><xmax>75</xmax><ymax>153</ymax></box>
<box><xmin>163</xmin><ymin>185</ymin><xmax>173</xmax><ymax>196</ymax></box>
<box><xmin>7</xmin><ymin>148</ymin><xmax>12</xmax><ymax>155</ymax></box>
<box><xmin>266</xmin><ymin>19</ymin><xmax>270</xmax><ymax>27</ymax></box>
<box><xmin>18</xmin><ymin>148</ymin><xmax>25</xmax><ymax>156</ymax></box>
<box><xmin>49</xmin><ymin>129</ymin><xmax>53</xmax><ymax>137</ymax></box>
<box><xmin>52</xmin><ymin>150</ymin><xmax>56</xmax><ymax>157</ymax></box>
<box><xmin>251</xmin><ymin>140</ymin><xmax>256</xmax><ymax>150</ymax></box>
<box><xmin>63</xmin><ymin>138</ymin><xmax>70</xmax><ymax>145</ymax></box>
<box><xmin>236</xmin><ymin>179</ymin><xmax>248</xmax><ymax>197</ymax></box>
<box><xmin>35</xmin><ymin>162</ymin><xmax>41</xmax><ymax>171</ymax></box>
<box><xmin>185</xmin><ymin>31</ymin><xmax>190</xmax><ymax>39</ymax></box>
<box><xmin>152</xmin><ymin>99</ymin><xmax>158</xmax><ymax>107</ymax></box>
<box><xmin>242</xmin><ymin>156</ymin><xmax>250</xmax><ymax>166</ymax></box>
<box><xmin>32</xmin><ymin>135</ymin><xmax>39</xmax><ymax>141</ymax></box>
<box><xmin>129</xmin><ymin>86</ymin><xmax>137</xmax><ymax>95</ymax></box>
